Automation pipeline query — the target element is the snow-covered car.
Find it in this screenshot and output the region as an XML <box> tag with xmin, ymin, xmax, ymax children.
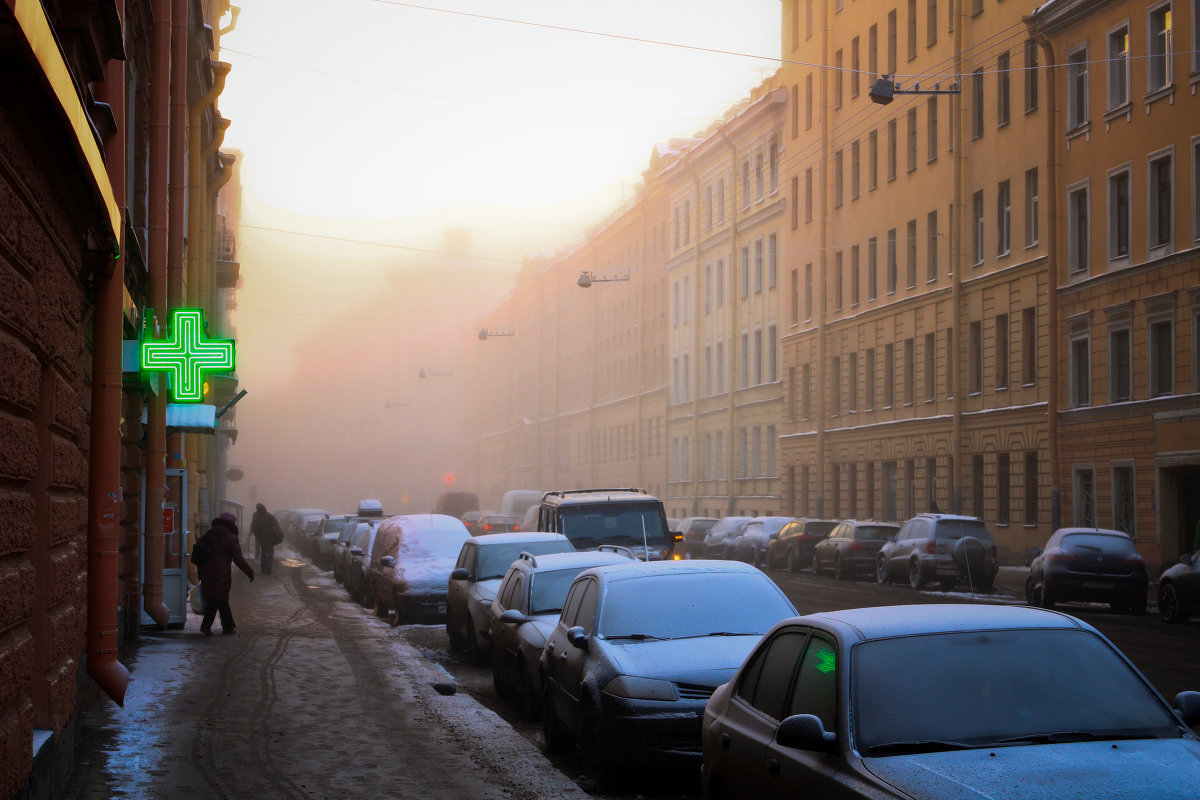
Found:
<box><xmin>367</xmin><ymin>514</ymin><xmax>470</xmax><ymax>624</ymax></box>
<box><xmin>701</xmin><ymin>604</ymin><xmax>1200</xmax><ymax>800</ymax></box>
<box><xmin>702</xmin><ymin>516</ymin><xmax>752</xmax><ymax>559</ymax></box>
<box><xmin>344</xmin><ymin>521</ymin><xmax>381</xmax><ymax>606</ymax></box>
<box><xmin>539</xmin><ymin>560</ymin><xmax>797</xmax><ymax>784</ymax></box>
<box><xmin>489</xmin><ymin>547</ymin><xmax>637</xmax><ymax>717</ymax></box>
<box><xmin>445</xmin><ymin>532</ymin><xmax>574</xmax><ymax>662</ymax></box>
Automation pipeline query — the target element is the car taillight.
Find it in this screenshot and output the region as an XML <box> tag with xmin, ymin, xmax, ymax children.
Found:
<box><xmin>483</xmin><ymin>524</ymin><xmax>491</xmax><ymax>532</ymax></box>
<box><xmin>512</xmin><ymin>525</ymin><xmax>520</xmax><ymax>531</ymax></box>
<box><xmin>849</xmin><ymin>542</ymin><xmax>873</xmax><ymax>550</ymax></box>
<box><xmin>926</xmin><ymin>541</ymin><xmax>936</xmax><ymax>554</ymax></box>
<box><xmin>1047</xmin><ymin>549</ymin><xmax>1076</xmax><ymax>562</ymax></box>
<box><xmin>1124</xmin><ymin>553</ymin><xmax>1143</xmax><ymax>564</ymax></box>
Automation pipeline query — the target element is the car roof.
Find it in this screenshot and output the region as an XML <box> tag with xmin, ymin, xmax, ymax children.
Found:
<box><xmin>581</xmin><ymin>559</ymin><xmax>763</xmax><ymax>584</ymax></box>
<box><xmin>379</xmin><ymin>514</ymin><xmax>469</xmax><ymax>536</ymax></box>
<box><xmin>542</xmin><ymin>488</ymin><xmax>661</xmax><ymax>505</ymax></box>
<box><xmin>466</xmin><ymin>532</ymin><xmax>568</xmax><ymax>546</ymax></box>
<box><xmin>911</xmin><ymin>513</ymin><xmax>984</xmax><ymax>523</ymax></box>
<box><xmin>517</xmin><ymin>549</ymin><xmax>636</xmax><ymax>572</ymax></box>
<box><xmin>1053</xmin><ymin>527</ymin><xmax>1132</xmax><ymax>538</ymax></box>
<box><xmin>798</xmin><ymin>603</ymin><xmax>1091</xmax><ymax>642</ymax></box>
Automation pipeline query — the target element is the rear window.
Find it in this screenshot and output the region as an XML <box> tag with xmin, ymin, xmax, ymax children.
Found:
<box><xmin>530</xmin><ymin>566</ymin><xmax>592</xmax><ymax>615</ymax></box>
<box><xmin>687</xmin><ymin>519</ymin><xmax>718</xmax><ymax>535</ymax></box>
<box><xmin>476</xmin><ymin>540</ymin><xmax>572</xmax><ymax>580</ymax></box>
<box><xmin>855</xmin><ymin>525</ymin><xmax>897</xmax><ymax>540</ymax></box>
<box><xmin>934</xmin><ymin>519</ymin><xmax>993</xmax><ymax>541</ymax></box>
<box><xmin>323</xmin><ymin>518</ymin><xmax>346</xmax><ymax>534</ymax></box>
<box><xmin>1061</xmin><ymin>533</ymin><xmax>1136</xmax><ymax>554</ymax></box>
<box><xmin>804</xmin><ymin>521</ymin><xmax>838</xmax><ymax>537</ymax></box>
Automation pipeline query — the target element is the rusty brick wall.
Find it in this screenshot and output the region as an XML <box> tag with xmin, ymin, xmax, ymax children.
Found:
<box><xmin>0</xmin><ymin>69</ymin><xmax>93</xmax><ymax>798</ymax></box>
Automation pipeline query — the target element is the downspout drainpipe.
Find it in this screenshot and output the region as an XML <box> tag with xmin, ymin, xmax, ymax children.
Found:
<box><xmin>690</xmin><ymin>163</ymin><xmax>704</xmax><ymax>517</ymax></box>
<box><xmin>143</xmin><ymin>0</ymin><xmax>172</xmax><ymax>628</ymax></box>
<box><xmin>951</xmin><ymin>0</ymin><xmax>966</xmax><ymax>514</ymax></box>
<box><xmin>167</xmin><ymin>3</ymin><xmax>187</xmax><ymax>557</ymax></box>
<box><xmin>1036</xmin><ymin>33</ymin><xmax>1062</xmax><ymax>532</ymax></box>
<box><xmin>718</xmin><ymin>129</ymin><xmax>739</xmax><ymax>516</ymax></box>
<box><xmin>88</xmin><ymin>1</ymin><xmax>131</xmax><ymax>706</ymax></box>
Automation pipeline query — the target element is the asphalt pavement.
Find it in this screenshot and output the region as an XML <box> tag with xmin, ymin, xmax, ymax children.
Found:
<box><xmin>64</xmin><ymin>547</ymin><xmax>590</xmax><ymax>800</ymax></box>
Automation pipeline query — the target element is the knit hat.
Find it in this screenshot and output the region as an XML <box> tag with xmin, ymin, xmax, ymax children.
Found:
<box><xmin>219</xmin><ymin>512</ymin><xmax>237</xmax><ymax>523</ymax></box>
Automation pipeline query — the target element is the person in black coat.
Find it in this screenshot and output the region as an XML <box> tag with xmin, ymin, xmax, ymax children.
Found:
<box><xmin>199</xmin><ymin>513</ymin><xmax>254</xmax><ymax>635</ymax></box>
<box><xmin>250</xmin><ymin>503</ymin><xmax>282</xmax><ymax>574</ymax></box>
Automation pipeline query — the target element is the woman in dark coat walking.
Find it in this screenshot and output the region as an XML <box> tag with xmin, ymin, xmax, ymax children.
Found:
<box><xmin>199</xmin><ymin>512</ymin><xmax>254</xmax><ymax>635</ymax></box>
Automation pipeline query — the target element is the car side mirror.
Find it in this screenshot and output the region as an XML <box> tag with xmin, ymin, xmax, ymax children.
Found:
<box><xmin>1174</xmin><ymin>691</ymin><xmax>1200</xmax><ymax>727</ymax></box>
<box><xmin>566</xmin><ymin>625</ymin><xmax>589</xmax><ymax>650</ymax></box>
<box><xmin>776</xmin><ymin>714</ymin><xmax>837</xmax><ymax>753</ymax></box>
<box><xmin>380</xmin><ymin>556</ymin><xmax>395</xmax><ymax>568</ymax></box>
<box><xmin>350</xmin><ymin>547</ymin><xmax>363</xmax><ymax>556</ymax></box>
<box><xmin>450</xmin><ymin>568</ymin><xmax>470</xmax><ymax>581</ymax></box>
<box><xmin>499</xmin><ymin>608</ymin><xmax>528</xmax><ymax>625</ymax></box>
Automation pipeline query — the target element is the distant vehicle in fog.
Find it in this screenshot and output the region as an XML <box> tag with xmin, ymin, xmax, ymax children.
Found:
<box><xmin>434</xmin><ymin>492</ymin><xmax>479</xmax><ymax>519</ymax></box>
<box><xmin>500</xmin><ymin>490</ymin><xmax>542</xmax><ymax>520</ymax></box>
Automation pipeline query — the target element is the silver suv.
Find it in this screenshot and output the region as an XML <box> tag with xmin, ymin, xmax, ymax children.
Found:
<box><xmin>876</xmin><ymin>514</ymin><xmax>998</xmax><ymax>592</ymax></box>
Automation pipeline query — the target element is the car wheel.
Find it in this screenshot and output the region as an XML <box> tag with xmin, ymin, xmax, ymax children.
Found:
<box><xmin>1159</xmin><ymin>583</ymin><xmax>1183</xmax><ymax>623</ymax></box>
<box><xmin>581</xmin><ymin>704</ymin><xmax>614</xmax><ymax>786</ymax></box>
<box><xmin>908</xmin><ymin>559</ymin><xmax>927</xmax><ymax>590</ymax></box>
<box><xmin>467</xmin><ymin>619</ymin><xmax>484</xmax><ymax>665</ymax></box>
<box><xmin>373</xmin><ymin>594</ymin><xmax>390</xmax><ymax>619</ymax></box>
<box><xmin>541</xmin><ymin>684</ymin><xmax>572</xmax><ymax>754</ymax></box>
<box><xmin>1024</xmin><ymin>575</ymin><xmax>1038</xmax><ymax>605</ymax></box>
<box><xmin>390</xmin><ymin>592</ymin><xmax>404</xmax><ymax>627</ymax></box>
<box><xmin>520</xmin><ymin>665</ymin><xmax>540</xmax><ymax>720</ymax></box>
<box><xmin>834</xmin><ymin>554</ymin><xmax>848</xmax><ymax>581</ymax></box>
<box><xmin>1039</xmin><ymin>582</ymin><xmax>1055</xmax><ymax>610</ymax></box>
<box><xmin>446</xmin><ymin>618</ymin><xmax>465</xmax><ymax>651</ymax></box>
<box><xmin>812</xmin><ymin>552</ymin><xmax>824</xmax><ymax>576</ymax></box>
<box><xmin>876</xmin><ymin>556</ymin><xmax>890</xmax><ymax>585</ymax></box>
<box><xmin>786</xmin><ymin>547</ymin><xmax>799</xmax><ymax>573</ymax></box>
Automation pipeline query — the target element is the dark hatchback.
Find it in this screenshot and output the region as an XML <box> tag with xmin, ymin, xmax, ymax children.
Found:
<box><xmin>702</xmin><ymin>604</ymin><xmax>1200</xmax><ymax>800</ymax></box>
<box><xmin>766</xmin><ymin>518</ymin><xmax>839</xmax><ymax>571</ymax></box>
<box><xmin>1159</xmin><ymin>551</ymin><xmax>1200</xmax><ymax>623</ymax></box>
<box><xmin>1026</xmin><ymin>527</ymin><xmax>1148</xmax><ymax>614</ymax></box>
<box><xmin>812</xmin><ymin>520</ymin><xmax>899</xmax><ymax>580</ymax></box>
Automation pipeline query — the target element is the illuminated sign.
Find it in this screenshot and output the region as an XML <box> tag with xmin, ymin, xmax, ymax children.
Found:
<box><xmin>816</xmin><ymin>649</ymin><xmax>836</xmax><ymax>674</ymax></box>
<box><xmin>140</xmin><ymin>308</ymin><xmax>235</xmax><ymax>403</ymax></box>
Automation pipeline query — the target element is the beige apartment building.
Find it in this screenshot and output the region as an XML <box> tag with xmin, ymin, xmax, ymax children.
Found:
<box><xmin>1027</xmin><ymin>0</ymin><xmax>1200</xmax><ymax>567</ymax></box>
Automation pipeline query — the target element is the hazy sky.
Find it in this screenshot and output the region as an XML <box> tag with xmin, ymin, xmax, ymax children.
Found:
<box><xmin>216</xmin><ymin>1</ymin><xmax>782</xmax><ymax>511</ymax></box>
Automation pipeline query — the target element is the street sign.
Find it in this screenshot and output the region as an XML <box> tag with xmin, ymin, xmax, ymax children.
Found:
<box><xmin>140</xmin><ymin>308</ymin><xmax>235</xmax><ymax>403</ymax></box>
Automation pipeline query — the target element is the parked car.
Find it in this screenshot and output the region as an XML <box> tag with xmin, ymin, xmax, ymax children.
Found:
<box><xmin>367</xmin><ymin>514</ymin><xmax>470</xmax><ymax>624</ymax></box>
<box><xmin>281</xmin><ymin>508</ymin><xmax>326</xmax><ymax>551</ymax></box>
<box><xmin>489</xmin><ymin>547</ymin><xmax>638</xmax><ymax>718</ymax></box>
<box><xmin>731</xmin><ymin>517</ymin><xmax>792</xmax><ymax>567</ymax></box>
<box><xmin>446</xmin><ymin>532</ymin><xmax>575</xmax><ymax>662</ymax></box>
<box><xmin>469</xmin><ymin>513</ymin><xmax>521</xmax><ymax>536</ymax></box>
<box><xmin>701</xmin><ymin>604</ymin><xmax>1200</xmax><ymax>800</ymax></box>
<box><xmin>766</xmin><ymin>518</ymin><xmax>839</xmax><ymax>571</ymax></box>
<box><xmin>676</xmin><ymin>517</ymin><xmax>719</xmax><ymax>559</ymax></box>
<box><xmin>315</xmin><ymin>514</ymin><xmax>352</xmax><ymax>569</ymax></box>
<box><xmin>1159</xmin><ymin>551</ymin><xmax>1200</xmax><ymax>623</ymax></box>
<box><xmin>539</xmin><ymin>560</ymin><xmax>797</xmax><ymax>784</ymax></box>
<box><xmin>1025</xmin><ymin>527</ymin><xmax>1148</xmax><ymax>614</ymax></box>
<box><xmin>876</xmin><ymin>513</ymin><xmax>998</xmax><ymax>592</ymax></box>
<box><xmin>460</xmin><ymin>510</ymin><xmax>484</xmax><ymax>532</ymax></box>
<box><xmin>812</xmin><ymin>520</ymin><xmax>899</xmax><ymax>580</ymax></box>
<box><xmin>702</xmin><ymin>516</ymin><xmax>752</xmax><ymax>559</ymax></box>
<box><xmin>344</xmin><ymin>521</ymin><xmax>381</xmax><ymax>606</ymax></box>
<box><xmin>333</xmin><ymin>520</ymin><xmax>368</xmax><ymax>584</ymax></box>
<box><xmin>535</xmin><ymin>488</ymin><xmax>674</xmax><ymax>561</ymax></box>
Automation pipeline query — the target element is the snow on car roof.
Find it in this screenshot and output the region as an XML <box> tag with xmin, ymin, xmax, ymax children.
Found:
<box><xmin>801</xmin><ymin>603</ymin><xmax>1090</xmax><ymax>641</ymax></box>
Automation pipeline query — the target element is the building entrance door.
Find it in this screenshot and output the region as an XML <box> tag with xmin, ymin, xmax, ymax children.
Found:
<box><xmin>140</xmin><ymin>469</ymin><xmax>189</xmax><ymax>627</ymax></box>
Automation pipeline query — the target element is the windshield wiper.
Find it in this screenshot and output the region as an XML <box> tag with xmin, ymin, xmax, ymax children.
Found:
<box><xmin>604</xmin><ymin>633</ymin><xmax>668</xmax><ymax>641</ymax></box>
<box><xmin>995</xmin><ymin>730</ymin><xmax>1160</xmax><ymax>745</ymax></box>
<box><xmin>672</xmin><ymin>631</ymin><xmax>756</xmax><ymax>639</ymax></box>
<box><xmin>531</xmin><ymin>608</ymin><xmax>561</xmax><ymax>615</ymax></box>
<box><xmin>867</xmin><ymin>740</ymin><xmax>980</xmax><ymax>755</ymax></box>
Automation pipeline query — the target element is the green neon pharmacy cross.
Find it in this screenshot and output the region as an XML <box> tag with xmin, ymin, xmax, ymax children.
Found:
<box><xmin>140</xmin><ymin>308</ymin><xmax>235</xmax><ymax>403</ymax></box>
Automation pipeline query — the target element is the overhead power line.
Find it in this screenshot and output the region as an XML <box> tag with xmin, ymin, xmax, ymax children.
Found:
<box><xmin>239</xmin><ymin>223</ymin><xmax>527</xmax><ymax>265</ymax></box>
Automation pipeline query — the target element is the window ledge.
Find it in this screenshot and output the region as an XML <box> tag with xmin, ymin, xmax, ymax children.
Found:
<box><xmin>1104</xmin><ymin>101</ymin><xmax>1132</xmax><ymax>123</ymax></box>
<box><xmin>1066</xmin><ymin>121</ymin><xmax>1090</xmax><ymax>142</ymax></box>
<box><xmin>1144</xmin><ymin>84</ymin><xmax>1174</xmax><ymax>106</ymax></box>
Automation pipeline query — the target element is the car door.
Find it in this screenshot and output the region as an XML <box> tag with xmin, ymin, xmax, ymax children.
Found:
<box><xmin>448</xmin><ymin>542</ymin><xmax>475</xmax><ymax>639</ymax></box>
<box><xmin>814</xmin><ymin>524</ymin><xmax>842</xmax><ymax>569</ymax></box>
<box><xmin>557</xmin><ymin>576</ymin><xmax>600</xmax><ymax>737</ymax></box>
<box><xmin>707</xmin><ymin>629</ymin><xmax>810</xmax><ymax>800</ymax></box>
<box><xmin>765</xmin><ymin>631</ymin><xmax>849</xmax><ymax>797</ymax></box>
<box><xmin>491</xmin><ymin>567</ymin><xmax>522</xmax><ymax>684</ymax></box>
<box><xmin>888</xmin><ymin>520</ymin><xmax>916</xmax><ymax>576</ymax></box>
<box><xmin>543</xmin><ymin>578</ymin><xmax>587</xmax><ymax>728</ymax></box>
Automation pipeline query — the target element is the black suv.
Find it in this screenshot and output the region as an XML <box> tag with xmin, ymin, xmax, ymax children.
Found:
<box><xmin>534</xmin><ymin>488</ymin><xmax>675</xmax><ymax>561</ymax></box>
<box><xmin>876</xmin><ymin>513</ymin><xmax>999</xmax><ymax>591</ymax></box>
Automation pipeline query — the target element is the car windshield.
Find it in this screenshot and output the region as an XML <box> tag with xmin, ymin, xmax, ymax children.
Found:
<box><xmin>688</xmin><ymin>520</ymin><xmax>717</xmax><ymax>535</ymax></box>
<box><xmin>561</xmin><ymin>506</ymin><xmax>669</xmax><ymax>548</ymax></box>
<box><xmin>934</xmin><ymin>519</ymin><xmax>993</xmax><ymax>541</ymax></box>
<box><xmin>323</xmin><ymin>518</ymin><xmax>346</xmax><ymax>534</ymax></box>
<box><xmin>477</xmin><ymin>540</ymin><xmax>572</xmax><ymax>580</ymax></box>
<box><xmin>853</xmin><ymin>629</ymin><xmax>1179</xmax><ymax>753</ymax></box>
<box><xmin>599</xmin><ymin>572</ymin><xmax>794</xmax><ymax>640</ymax></box>
<box><xmin>398</xmin><ymin>531</ymin><xmax>462</xmax><ymax>561</ymax></box>
<box><xmin>530</xmin><ymin>567</ymin><xmax>592</xmax><ymax>615</ymax></box>
<box><xmin>1061</xmin><ymin>533</ymin><xmax>1136</xmax><ymax>554</ymax></box>
<box><xmin>855</xmin><ymin>525</ymin><xmax>896</xmax><ymax>540</ymax></box>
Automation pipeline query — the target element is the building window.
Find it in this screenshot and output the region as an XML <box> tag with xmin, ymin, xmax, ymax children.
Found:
<box><xmin>997</xmin><ymin>453</ymin><xmax>1011</xmax><ymax>524</ymax></box>
<box><xmin>1024</xmin><ymin>451</ymin><xmax>1039</xmax><ymax>525</ymax></box>
<box><xmin>907</xmin><ymin>0</ymin><xmax>917</xmax><ymax>60</ymax></box>
<box><xmin>741</xmin><ymin>245</ymin><xmax>750</xmax><ymax>298</ymax></box>
<box><xmin>1067</xmin><ymin>184</ymin><xmax>1089</xmax><ymax>275</ymax></box>
<box><xmin>1025</xmin><ymin>167</ymin><xmax>1039</xmax><ymax>247</ymax></box>
<box><xmin>1148</xmin><ymin>3</ymin><xmax>1173</xmax><ymax>92</ymax></box>
<box><xmin>704</xmin><ymin>345</ymin><xmax>713</xmax><ymax>397</ymax></box>
<box><xmin>835</xmin><ymin>49</ymin><xmax>844</xmax><ymax>108</ymax></box>
<box><xmin>868</xmin><ymin>130</ymin><xmax>879</xmax><ymax>190</ymax></box>
<box><xmin>906</xmin><ymin>108</ymin><xmax>918</xmax><ymax>173</ymax></box>
<box><xmin>972</xmin><ymin>455</ymin><xmax>985</xmax><ymax>519</ymax></box>
<box><xmin>1022</xmin><ymin>306</ymin><xmax>1037</xmax><ymax>385</ymax></box>
<box><xmin>997</xmin><ymin>50</ymin><xmax>1011</xmax><ymax>127</ymax></box>
<box><xmin>1108</xmin><ymin>168</ymin><xmax>1131</xmax><ymax>263</ymax></box>
<box><xmin>767</xmin><ymin>425</ymin><xmax>776</xmax><ymax>477</ymax></box>
<box><xmin>741</xmin><ymin>333</ymin><xmax>749</xmax><ymax>388</ymax></box>
<box><xmin>754</xmin><ymin>328</ymin><xmax>763</xmax><ymax>385</ymax></box>
<box><xmin>924</xmin><ymin>332</ymin><xmax>935</xmax><ymax>401</ymax></box>
<box><xmin>851</xmin><ymin>140</ymin><xmax>861</xmax><ymax>200</ymax></box>
<box><xmin>805</xmin><ymin>73</ymin><xmax>813</xmax><ymax>130</ymax></box>
<box><xmin>768</xmin><ymin>324</ymin><xmax>777</xmax><ymax>382</ymax></box>
<box><xmin>704</xmin><ymin>263</ymin><xmax>713</xmax><ymax>312</ymax></box>
<box><xmin>1113</xmin><ymin>464</ymin><xmax>1136</xmax><ymax>538</ymax></box>
<box><xmin>791</xmin><ymin>175</ymin><xmax>799</xmax><ymax>229</ymax></box>
<box><xmin>673</xmin><ymin>206</ymin><xmax>680</xmax><ymax>249</ymax></box>
<box><xmin>1074</xmin><ymin>466</ymin><xmax>1096</xmax><ymax>527</ymax></box>
<box><xmin>1193</xmin><ymin>137</ymin><xmax>1200</xmax><ymax>244</ymax></box>
<box><xmin>1069</xmin><ymin>321</ymin><xmax>1091</xmax><ymax>407</ymax></box>
<box><xmin>945</xmin><ymin>328</ymin><xmax>954</xmax><ymax>398</ymax></box>
<box><xmin>1149</xmin><ymin>150</ymin><xmax>1173</xmax><ymax>251</ymax></box>
<box><xmin>849</xmin><ymin>351</ymin><xmax>859</xmax><ymax>411</ymax></box>
<box><xmin>888</xmin><ymin>9</ymin><xmax>898</xmax><ymax>73</ymax></box>
<box><xmin>739</xmin><ymin>428</ymin><xmax>749</xmax><ymax>478</ymax></box>
<box><xmin>806</xmin><ymin>0</ymin><xmax>813</xmax><ymax>38</ymax></box>
<box><xmin>716</xmin><ymin>341</ymin><xmax>724</xmax><ymax>393</ymax></box>
<box><xmin>790</xmin><ymin>268</ymin><xmax>798</xmax><ymax>324</ymax></box>
<box><xmin>716</xmin><ymin>177</ymin><xmax>725</xmax><ymax>225</ymax></box>
<box><xmin>997</xmin><ymin>179</ymin><xmax>1011</xmax><ymax>256</ymax></box>
<box><xmin>906</xmin><ymin>219</ymin><xmax>917</xmax><ymax>288</ymax></box>
<box><xmin>768</xmin><ymin>232</ymin><xmax>778</xmax><ymax>289</ymax></box>
<box><xmin>831</xmin><ymin>355</ymin><xmax>842</xmax><ymax>415</ymax></box>
<box><xmin>1109</xmin><ymin>325</ymin><xmax>1132</xmax><ymax>402</ymax></box>
<box><xmin>971</xmin><ymin>68</ymin><xmax>984</xmax><ymax>139</ymax></box>
<box><xmin>927</xmin><ymin>209</ymin><xmax>938</xmax><ymax>281</ymax></box>
<box><xmin>887</xmin><ymin>228</ymin><xmax>898</xmax><ymax>293</ymax></box>
<box><xmin>805</xmin><ymin>262</ymin><xmax>813</xmax><ymax>320</ymax></box>
<box><xmin>884</xmin><ymin>342</ymin><xmax>895</xmax><ymax>407</ymax></box>
<box><xmin>851</xmin><ymin>36</ymin><xmax>861</xmax><ymax>97</ymax></box>
<box><xmin>850</xmin><ymin>244</ymin><xmax>860</xmax><ymax>305</ymax></box>
<box><xmin>869</xmin><ymin>23</ymin><xmax>878</xmax><ymax>78</ymax></box>
<box><xmin>672</xmin><ymin>280</ymin><xmax>679</xmax><ymax>327</ymax></box>
<box><xmin>1024</xmin><ymin>39</ymin><xmax>1039</xmax><ymax>113</ymax></box>
<box><xmin>791</xmin><ymin>83</ymin><xmax>799</xmax><ymax>138</ymax></box>
<box><xmin>904</xmin><ymin>337</ymin><xmax>915</xmax><ymax>405</ymax></box>
<box><xmin>716</xmin><ymin>258</ymin><xmax>725</xmax><ymax>307</ymax></box>
<box><xmin>887</xmin><ymin>119</ymin><xmax>897</xmax><ymax>181</ymax></box>
<box><xmin>742</xmin><ymin>159</ymin><xmax>752</xmax><ymax>209</ymax></box>
<box><xmin>802</xmin><ymin>362</ymin><xmax>811</xmax><ymax>419</ymax></box>
<box><xmin>683</xmin><ymin>199</ymin><xmax>691</xmax><ymax>244</ymax></box>
<box><xmin>995</xmin><ymin>313</ymin><xmax>1009</xmax><ymax>389</ymax></box>
<box><xmin>769</xmin><ymin>138</ymin><xmax>779</xmax><ymax>193</ymax></box>
<box><xmin>972</xmin><ymin>190</ymin><xmax>984</xmax><ymax>265</ymax></box>
<box><xmin>704</xmin><ymin>184</ymin><xmax>714</xmax><ymax>231</ymax></box>
<box><xmin>754</xmin><ymin>239</ymin><xmax>764</xmax><ymax>294</ymax></box>
<box><xmin>927</xmin><ymin>0</ymin><xmax>938</xmax><ymax>46</ymax></box>
<box><xmin>1067</xmin><ymin>46</ymin><xmax>1088</xmax><ymax>131</ymax></box>
<box><xmin>834</xmin><ymin>149</ymin><xmax>844</xmax><ymax>207</ymax></box>
<box><xmin>927</xmin><ymin>97</ymin><xmax>938</xmax><ymax>161</ymax></box>
<box><xmin>969</xmin><ymin>320</ymin><xmax>982</xmax><ymax>395</ymax></box>
<box><xmin>788</xmin><ymin>366</ymin><xmax>797</xmax><ymax>420</ymax></box>
<box><xmin>834</xmin><ymin>250</ymin><xmax>844</xmax><ymax>311</ymax></box>
<box><xmin>866</xmin><ymin>347</ymin><xmax>877</xmax><ymax>409</ymax></box>
<box><xmin>1108</xmin><ymin>25</ymin><xmax>1130</xmax><ymax>109</ymax></box>
<box><xmin>805</xmin><ymin>168</ymin><xmax>813</xmax><ymax>222</ymax></box>
<box><xmin>1149</xmin><ymin>315</ymin><xmax>1175</xmax><ymax>396</ymax></box>
<box><xmin>868</xmin><ymin>237</ymin><xmax>878</xmax><ymax>301</ymax></box>
<box><xmin>755</xmin><ymin>151</ymin><xmax>765</xmax><ymax>201</ymax></box>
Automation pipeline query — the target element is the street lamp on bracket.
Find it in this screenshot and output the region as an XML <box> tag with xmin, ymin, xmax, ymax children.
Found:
<box><xmin>869</xmin><ymin>74</ymin><xmax>961</xmax><ymax>105</ymax></box>
<box><xmin>577</xmin><ymin>270</ymin><xmax>632</xmax><ymax>288</ymax></box>
<box><xmin>477</xmin><ymin>328</ymin><xmax>515</xmax><ymax>340</ymax></box>
<box><xmin>418</xmin><ymin>368</ymin><xmax>453</xmax><ymax>378</ymax></box>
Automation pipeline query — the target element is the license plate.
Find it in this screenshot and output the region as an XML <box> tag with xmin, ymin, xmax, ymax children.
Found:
<box><xmin>1082</xmin><ymin>580</ymin><xmax>1113</xmax><ymax>590</ymax></box>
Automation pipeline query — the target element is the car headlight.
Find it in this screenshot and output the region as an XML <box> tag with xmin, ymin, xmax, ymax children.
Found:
<box><xmin>603</xmin><ymin>675</ymin><xmax>678</xmax><ymax>701</ymax></box>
